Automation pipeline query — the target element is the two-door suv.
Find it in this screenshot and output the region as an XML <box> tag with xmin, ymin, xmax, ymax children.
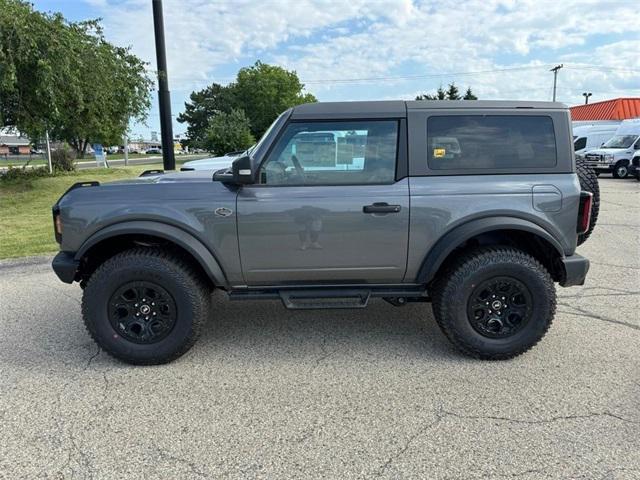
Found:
<box><xmin>52</xmin><ymin>101</ymin><xmax>594</xmax><ymax>365</ymax></box>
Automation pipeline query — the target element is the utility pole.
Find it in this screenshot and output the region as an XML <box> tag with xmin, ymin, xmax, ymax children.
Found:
<box><xmin>550</xmin><ymin>64</ymin><xmax>563</xmax><ymax>102</ymax></box>
<box><xmin>123</xmin><ymin>132</ymin><xmax>129</xmax><ymax>166</ymax></box>
<box><xmin>582</xmin><ymin>92</ymin><xmax>592</xmax><ymax>104</ymax></box>
<box><xmin>152</xmin><ymin>0</ymin><xmax>175</xmax><ymax>171</ymax></box>
<box><xmin>45</xmin><ymin>130</ymin><xmax>52</xmax><ymax>174</ymax></box>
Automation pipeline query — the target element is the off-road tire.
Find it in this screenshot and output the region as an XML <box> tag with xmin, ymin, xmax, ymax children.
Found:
<box><xmin>82</xmin><ymin>248</ymin><xmax>211</xmax><ymax>365</ymax></box>
<box><xmin>612</xmin><ymin>161</ymin><xmax>629</xmax><ymax>179</ymax></box>
<box><xmin>575</xmin><ymin>157</ymin><xmax>600</xmax><ymax>245</ymax></box>
<box><xmin>431</xmin><ymin>247</ymin><xmax>556</xmax><ymax>360</ymax></box>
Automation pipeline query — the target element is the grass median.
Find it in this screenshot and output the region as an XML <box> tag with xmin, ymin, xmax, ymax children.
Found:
<box><xmin>0</xmin><ymin>166</ymin><xmax>161</xmax><ymax>259</ymax></box>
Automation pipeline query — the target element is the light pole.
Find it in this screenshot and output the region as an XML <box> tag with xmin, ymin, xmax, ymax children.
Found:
<box><xmin>152</xmin><ymin>0</ymin><xmax>175</xmax><ymax>171</ymax></box>
<box><xmin>582</xmin><ymin>92</ymin><xmax>592</xmax><ymax>104</ymax></box>
<box><xmin>550</xmin><ymin>64</ymin><xmax>563</xmax><ymax>102</ymax></box>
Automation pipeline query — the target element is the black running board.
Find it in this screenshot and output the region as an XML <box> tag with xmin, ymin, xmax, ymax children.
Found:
<box><xmin>228</xmin><ymin>286</ymin><xmax>428</xmax><ymax>310</ymax></box>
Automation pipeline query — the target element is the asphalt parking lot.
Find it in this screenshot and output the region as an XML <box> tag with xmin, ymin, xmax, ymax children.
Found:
<box><xmin>0</xmin><ymin>177</ymin><xmax>638</xmax><ymax>479</ymax></box>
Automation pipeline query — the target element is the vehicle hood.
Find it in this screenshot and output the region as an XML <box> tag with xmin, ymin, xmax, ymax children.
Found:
<box><xmin>181</xmin><ymin>155</ymin><xmax>236</xmax><ymax>171</ymax></box>
<box><xmin>584</xmin><ymin>148</ymin><xmax>631</xmax><ymax>156</ymax></box>
<box><xmin>103</xmin><ymin>169</ymin><xmax>215</xmax><ymax>186</ymax></box>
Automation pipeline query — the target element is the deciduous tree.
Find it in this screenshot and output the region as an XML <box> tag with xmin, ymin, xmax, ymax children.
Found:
<box><xmin>178</xmin><ymin>61</ymin><xmax>316</xmax><ymax>148</ymax></box>
<box><xmin>0</xmin><ymin>0</ymin><xmax>152</xmax><ymax>157</ymax></box>
<box><xmin>203</xmin><ymin>108</ymin><xmax>255</xmax><ymax>156</ymax></box>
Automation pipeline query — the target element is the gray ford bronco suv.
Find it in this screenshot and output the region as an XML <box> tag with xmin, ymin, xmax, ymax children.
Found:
<box><xmin>52</xmin><ymin>101</ymin><xmax>597</xmax><ymax>365</ymax></box>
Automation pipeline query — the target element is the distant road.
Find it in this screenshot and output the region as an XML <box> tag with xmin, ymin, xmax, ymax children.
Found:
<box><xmin>0</xmin><ymin>154</ymin><xmax>208</xmax><ymax>172</ymax></box>
<box><xmin>75</xmin><ymin>154</ymin><xmax>207</xmax><ymax>169</ymax></box>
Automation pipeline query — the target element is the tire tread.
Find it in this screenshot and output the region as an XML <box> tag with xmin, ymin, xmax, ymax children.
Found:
<box><xmin>81</xmin><ymin>247</ymin><xmax>211</xmax><ymax>365</ymax></box>
<box><xmin>432</xmin><ymin>246</ymin><xmax>556</xmax><ymax>360</ymax></box>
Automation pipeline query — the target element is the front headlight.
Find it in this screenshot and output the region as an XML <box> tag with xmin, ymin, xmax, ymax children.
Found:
<box><xmin>604</xmin><ymin>154</ymin><xmax>614</xmax><ymax>161</ymax></box>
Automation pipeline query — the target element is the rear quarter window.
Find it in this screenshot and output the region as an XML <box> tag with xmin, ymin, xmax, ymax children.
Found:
<box><xmin>427</xmin><ymin>115</ymin><xmax>557</xmax><ymax>170</ymax></box>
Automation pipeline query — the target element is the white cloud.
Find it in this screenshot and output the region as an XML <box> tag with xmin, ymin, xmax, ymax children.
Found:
<box><xmin>84</xmin><ymin>0</ymin><xmax>639</xmax><ymax>133</ymax></box>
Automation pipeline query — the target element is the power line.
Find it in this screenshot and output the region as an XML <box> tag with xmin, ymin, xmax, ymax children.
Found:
<box><xmin>151</xmin><ymin>63</ymin><xmax>639</xmax><ymax>88</ymax></box>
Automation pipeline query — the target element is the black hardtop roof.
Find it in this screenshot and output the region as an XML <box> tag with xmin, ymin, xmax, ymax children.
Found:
<box><xmin>291</xmin><ymin>100</ymin><xmax>567</xmax><ymax>119</ymax></box>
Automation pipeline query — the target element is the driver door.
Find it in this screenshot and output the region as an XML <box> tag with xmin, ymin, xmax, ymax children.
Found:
<box><xmin>236</xmin><ymin>119</ymin><xmax>409</xmax><ymax>285</ymax></box>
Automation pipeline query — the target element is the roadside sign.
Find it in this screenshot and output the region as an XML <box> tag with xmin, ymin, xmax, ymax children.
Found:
<box><xmin>93</xmin><ymin>144</ymin><xmax>107</xmax><ymax>168</ymax></box>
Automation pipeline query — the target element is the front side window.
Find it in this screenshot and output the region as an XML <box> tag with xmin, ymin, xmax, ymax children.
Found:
<box><xmin>574</xmin><ymin>137</ymin><xmax>587</xmax><ymax>151</ymax></box>
<box><xmin>427</xmin><ymin>115</ymin><xmax>557</xmax><ymax>170</ymax></box>
<box><xmin>260</xmin><ymin>120</ymin><xmax>398</xmax><ymax>185</ymax></box>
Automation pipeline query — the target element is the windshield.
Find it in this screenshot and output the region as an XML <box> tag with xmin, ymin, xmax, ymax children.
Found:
<box><xmin>602</xmin><ymin>135</ymin><xmax>637</xmax><ymax>149</ymax></box>
<box><xmin>250</xmin><ymin>111</ymin><xmax>288</xmax><ymax>156</ymax></box>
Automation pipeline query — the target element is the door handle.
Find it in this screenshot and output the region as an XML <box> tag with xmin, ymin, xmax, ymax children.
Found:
<box><xmin>363</xmin><ymin>202</ymin><xmax>401</xmax><ymax>214</ymax></box>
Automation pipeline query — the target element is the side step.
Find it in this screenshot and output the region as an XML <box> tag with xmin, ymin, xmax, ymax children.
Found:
<box><xmin>228</xmin><ymin>286</ymin><xmax>428</xmax><ymax>310</ymax></box>
<box><xmin>281</xmin><ymin>289</ymin><xmax>370</xmax><ymax>310</ymax></box>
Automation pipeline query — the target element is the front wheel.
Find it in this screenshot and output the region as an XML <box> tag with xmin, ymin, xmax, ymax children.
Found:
<box><xmin>612</xmin><ymin>162</ymin><xmax>629</xmax><ymax>179</ymax></box>
<box><xmin>431</xmin><ymin>247</ymin><xmax>556</xmax><ymax>360</ymax></box>
<box><xmin>82</xmin><ymin>248</ymin><xmax>211</xmax><ymax>365</ymax></box>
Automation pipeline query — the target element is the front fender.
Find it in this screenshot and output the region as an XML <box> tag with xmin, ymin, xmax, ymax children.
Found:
<box><xmin>416</xmin><ymin>216</ymin><xmax>565</xmax><ymax>284</ymax></box>
<box><xmin>75</xmin><ymin>221</ymin><xmax>229</xmax><ymax>288</ymax></box>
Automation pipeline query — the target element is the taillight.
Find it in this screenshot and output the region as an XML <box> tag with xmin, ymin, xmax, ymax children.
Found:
<box><xmin>52</xmin><ymin>206</ymin><xmax>63</xmax><ymax>243</ymax></box>
<box><xmin>577</xmin><ymin>191</ymin><xmax>593</xmax><ymax>234</ymax></box>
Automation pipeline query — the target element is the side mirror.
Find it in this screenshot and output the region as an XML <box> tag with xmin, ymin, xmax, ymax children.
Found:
<box><xmin>232</xmin><ymin>155</ymin><xmax>254</xmax><ymax>184</ymax></box>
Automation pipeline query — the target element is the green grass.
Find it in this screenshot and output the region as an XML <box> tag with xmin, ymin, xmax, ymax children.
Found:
<box><xmin>0</xmin><ymin>166</ymin><xmax>160</xmax><ymax>259</ymax></box>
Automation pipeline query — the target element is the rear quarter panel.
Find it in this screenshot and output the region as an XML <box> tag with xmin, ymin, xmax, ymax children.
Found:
<box><xmin>405</xmin><ymin>174</ymin><xmax>581</xmax><ymax>281</ymax></box>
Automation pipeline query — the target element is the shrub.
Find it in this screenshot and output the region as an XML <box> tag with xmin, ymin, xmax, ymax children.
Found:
<box><xmin>0</xmin><ymin>166</ymin><xmax>50</xmax><ymax>184</ymax></box>
<box><xmin>51</xmin><ymin>147</ymin><xmax>76</xmax><ymax>172</ymax></box>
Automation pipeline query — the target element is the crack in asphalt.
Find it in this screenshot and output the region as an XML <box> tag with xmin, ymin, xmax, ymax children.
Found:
<box><xmin>590</xmin><ymin>261</ymin><xmax>640</xmax><ymax>271</ymax></box>
<box><xmin>154</xmin><ymin>443</ymin><xmax>209</xmax><ymax>479</ymax></box>
<box><xmin>84</xmin><ymin>346</ymin><xmax>101</xmax><ymax>369</ymax></box>
<box><xmin>557</xmin><ymin>303</ymin><xmax>640</xmax><ymax>331</ymax></box>
<box><xmin>559</xmin><ymin>291</ymin><xmax>640</xmax><ymax>299</ymax></box>
<box><xmin>373</xmin><ymin>412</ymin><xmax>445</xmax><ymax>478</ymax></box>
<box><xmin>599</xmin><ymin>467</ymin><xmax>640</xmax><ymax>480</ymax></box>
<box><xmin>441</xmin><ymin>410</ymin><xmax>639</xmax><ymax>425</ymax></box>
<box><xmin>371</xmin><ymin>408</ymin><xmax>638</xmax><ymax>478</ymax></box>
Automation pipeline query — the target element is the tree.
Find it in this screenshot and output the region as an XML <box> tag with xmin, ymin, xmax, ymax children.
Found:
<box><xmin>233</xmin><ymin>61</ymin><xmax>316</xmax><ymax>138</ymax></box>
<box><xmin>176</xmin><ymin>83</ymin><xmax>237</xmax><ymax>148</ymax></box>
<box><xmin>203</xmin><ymin>108</ymin><xmax>255</xmax><ymax>155</ymax></box>
<box><xmin>0</xmin><ymin>0</ymin><xmax>152</xmax><ymax>157</ymax></box>
<box><xmin>178</xmin><ymin>61</ymin><xmax>316</xmax><ymax>147</ymax></box>
<box><xmin>416</xmin><ymin>85</ymin><xmax>446</xmax><ymax>100</ymax></box>
<box><xmin>445</xmin><ymin>82</ymin><xmax>461</xmax><ymax>100</ymax></box>
<box><xmin>463</xmin><ymin>87</ymin><xmax>478</xmax><ymax>100</ymax></box>
<box><xmin>415</xmin><ymin>82</ymin><xmax>478</xmax><ymax>101</ymax></box>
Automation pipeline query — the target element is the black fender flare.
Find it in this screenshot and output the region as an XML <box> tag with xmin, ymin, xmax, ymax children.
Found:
<box><xmin>75</xmin><ymin>221</ymin><xmax>228</xmax><ymax>287</ymax></box>
<box><xmin>416</xmin><ymin>216</ymin><xmax>565</xmax><ymax>284</ymax></box>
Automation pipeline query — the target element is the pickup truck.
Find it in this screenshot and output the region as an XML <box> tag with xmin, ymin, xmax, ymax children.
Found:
<box><xmin>52</xmin><ymin>100</ymin><xmax>596</xmax><ymax>365</ymax></box>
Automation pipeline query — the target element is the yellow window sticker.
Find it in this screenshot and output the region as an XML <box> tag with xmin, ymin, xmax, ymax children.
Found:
<box><xmin>433</xmin><ymin>148</ymin><xmax>446</xmax><ymax>158</ymax></box>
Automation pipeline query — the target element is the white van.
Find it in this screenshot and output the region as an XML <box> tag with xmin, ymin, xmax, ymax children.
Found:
<box><xmin>583</xmin><ymin>118</ymin><xmax>640</xmax><ymax>178</ymax></box>
<box><xmin>572</xmin><ymin>123</ymin><xmax>619</xmax><ymax>156</ymax></box>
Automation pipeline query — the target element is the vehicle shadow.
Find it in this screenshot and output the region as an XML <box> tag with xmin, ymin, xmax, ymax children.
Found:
<box><xmin>191</xmin><ymin>291</ymin><xmax>460</xmax><ymax>364</ymax></box>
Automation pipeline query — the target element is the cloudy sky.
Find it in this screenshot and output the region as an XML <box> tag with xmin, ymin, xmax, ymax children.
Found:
<box><xmin>34</xmin><ymin>0</ymin><xmax>640</xmax><ymax>139</ymax></box>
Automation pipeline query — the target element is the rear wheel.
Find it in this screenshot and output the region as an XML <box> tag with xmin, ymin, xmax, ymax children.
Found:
<box><xmin>82</xmin><ymin>248</ymin><xmax>211</xmax><ymax>365</ymax></box>
<box><xmin>575</xmin><ymin>158</ymin><xmax>600</xmax><ymax>245</ymax></box>
<box><xmin>431</xmin><ymin>247</ymin><xmax>556</xmax><ymax>360</ymax></box>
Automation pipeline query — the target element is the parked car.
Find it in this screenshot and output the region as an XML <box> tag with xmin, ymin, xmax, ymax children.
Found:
<box><xmin>51</xmin><ymin>100</ymin><xmax>595</xmax><ymax>365</ymax></box>
<box><xmin>629</xmin><ymin>150</ymin><xmax>640</xmax><ymax>181</ymax></box>
<box><xmin>180</xmin><ymin>150</ymin><xmax>248</xmax><ymax>171</ymax></box>
<box><xmin>145</xmin><ymin>147</ymin><xmax>162</xmax><ymax>155</ymax></box>
<box><xmin>572</xmin><ymin>123</ymin><xmax>618</xmax><ymax>156</ymax></box>
<box><xmin>583</xmin><ymin>118</ymin><xmax>640</xmax><ymax>178</ymax></box>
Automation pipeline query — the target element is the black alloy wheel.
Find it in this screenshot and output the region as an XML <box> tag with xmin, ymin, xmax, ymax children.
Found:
<box><xmin>108</xmin><ymin>281</ymin><xmax>177</xmax><ymax>344</ymax></box>
<box><xmin>467</xmin><ymin>277</ymin><xmax>532</xmax><ymax>339</ymax></box>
